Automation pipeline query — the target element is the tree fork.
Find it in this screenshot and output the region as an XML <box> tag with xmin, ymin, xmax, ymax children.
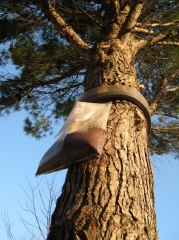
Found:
<box><xmin>46</xmin><ymin>35</ymin><xmax>158</xmax><ymax>239</ymax></box>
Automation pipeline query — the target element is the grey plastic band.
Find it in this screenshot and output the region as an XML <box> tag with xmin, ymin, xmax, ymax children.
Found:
<box><xmin>78</xmin><ymin>85</ymin><xmax>151</xmax><ymax>134</ymax></box>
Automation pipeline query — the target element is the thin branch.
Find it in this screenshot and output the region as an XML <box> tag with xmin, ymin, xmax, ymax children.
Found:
<box><xmin>113</xmin><ymin>0</ymin><xmax>120</xmax><ymax>15</ymax></box>
<box><xmin>155</xmin><ymin>112</ymin><xmax>179</xmax><ymax>120</ymax></box>
<box><xmin>152</xmin><ymin>28</ymin><xmax>179</xmax><ymax>44</ymax></box>
<box><xmin>32</xmin><ymin>1</ymin><xmax>92</xmax><ymax>60</ymax></box>
<box><xmin>20</xmin><ymin>182</ymin><xmax>46</xmax><ymax>239</ymax></box>
<box><xmin>150</xmin><ymin>34</ymin><xmax>170</xmax><ymax>45</ymax></box>
<box><xmin>0</xmin><ymin>63</ymin><xmax>85</xmax><ymax>108</ymax></box>
<box><xmin>57</xmin><ymin>5</ymin><xmax>104</xmax><ymax>26</ymax></box>
<box><xmin>157</xmin><ymin>41</ymin><xmax>179</xmax><ymax>46</ymax></box>
<box><xmin>133</xmin><ymin>27</ymin><xmax>156</xmax><ymax>35</ymax></box>
<box><xmin>150</xmin><ymin>78</ymin><xmax>167</xmax><ymax>112</ymax></box>
<box><xmin>1</xmin><ymin>210</ymin><xmax>14</xmax><ymax>240</ymax></box>
<box><xmin>151</xmin><ymin>131</ymin><xmax>179</xmax><ymax>150</ymax></box>
<box><xmin>17</xmin><ymin>176</ymin><xmax>60</xmax><ymax>239</ymax></box>
<box><xmin>19</xmin><ymin>215</ymin><xmax>43</xmax><ymax>240</ymax></box>
<box><xmin>71</xmin><ymin>0</ymin><xmax>103</xmax><ymax>27</ymax></box>
<box><xmin>164</xmin><ymin>86</ymin><xmax>179</xmax><ymax>92</ymax></box>
<box><xmin>152</xmin><ymin>126</ymin><xmax>179</xmax><ymax>131</ymax></box>
<box><xmin>29</xmin><ymin>63</ymin><xmax>86</xmax><ymax>88</ymax></box>
<box><xmin>149</xmin><ymin>73</ymin><xmax>172</xmax><ymax>116</ymax></box>
<box><xmin>136</xmin><ymin>29</ymin><xmax>179</xmax><ymax>49</ymax></box>
<box><xmin>19</xmin><ymin>215</ymin><xmax>40</xmax><ymax>230</ymax></box>
<box><xmin>136</xmin><ymin>19</ymin><xmax>179</xmax><ymax>27</ymax></box>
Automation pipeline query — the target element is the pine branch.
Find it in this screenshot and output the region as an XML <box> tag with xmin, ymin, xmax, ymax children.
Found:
<box><xmin>150</xmin><ymin>78</ymin><xmax>167</xmax><ymax>115</ymax></box>
<box><xmin>150</xmin><ymin>71</ymin><xmax>178</xmax><ymax>115</ymax></box>
<box><xmin>150</xmin><ymin>30</ymin><xmax>179</xmax><ymax>45</ymax></box>
<box><xmin>71</xmin><ymin>0</ymin><xmax>104</xmax><ymax>27</ymax></box>
<box><xmin>164</xmin><ymin>86</ymin><xmax>179</xmax><ymax>92</ymax></box>
<box><xmin>122</xmin><ymin>0</ymin><xmax>145</xmax><ymax>30</ymax></box>
<box><xmin>156</xmin><ymin>41</ymin><xmax>179</xmax><ymax>46</ymax></box>
<box><xmin>32</xmin><ymin>1</ymin><xmax>92</xmax><ymax>61</ymax></box>
<box><xmin>152</xmin><ymin>126</ymin><xmax>179</xmax><ymax>131</ymax></box>
<box><xmin>56</xmin><ymin>5</ymin><xmax>104</xmax><ymax>27</ymax></box>
<box><xmin>136</xmin><ymin>29</ymin><xmax>179</xmax><ymax>49</ymax></box>
<box><xmin>133</xmin><ymin>27</ymin><xmax>156</xmax><ymax>35</ymax></box>
<box><xmin>35</xmin><ymin>82</ymin><xmax>82</xmax><ymax>95</ymax></box>
<box><xmin>0</xmin><ymin>63</ymin><xmax>85</xmax><ymax>108</ymax></box>
<box><xmin>30</xmin><ymin>63</ymin><xmax>86</xmax><ymax>88</ymax></box>
<box><xmin>136</xmin><ymin>19</ymin><xmax>179</xmax><ymax>27</ymax></box>
<box><xmin>113</xmin><ymin>0</ymin><xmax>120</xmax><ymax>15</ymax></box>
<box><xmin>151</xmin><ymin>131</ymin><xmax>179</xmax><ymax>150</ymax></box>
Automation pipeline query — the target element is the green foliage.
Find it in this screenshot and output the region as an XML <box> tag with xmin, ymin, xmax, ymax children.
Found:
<box><xmin>136</xmin><ymin>44</ymin><xmax>179</xmax><ymax>156</ymax></box>
<box><xmin>24</xmin><ymin>115</ymin><xmax>52</xmax><ymax>139</ymax></box>
<box><xmin>0</xmin><ymin>0</ymin><xmax>179</xmax><ymax>157</ymax></box>
<box><xmin>149</xmin><ymin>116</ymin><xmax>179</xmax><ymax>157</ymax></box>
<box><xmin>54</xmin><ymin>98</ymin><xmax>75</xmax><ymax>119</ymax></box>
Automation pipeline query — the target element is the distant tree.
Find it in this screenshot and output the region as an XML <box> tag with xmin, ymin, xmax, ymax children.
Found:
<box><xmin>0</xmin><ymin>0</ymin><xmax>179</xmax><ymax>239</ymax></box>
<box><xmin>1</xmin><ymin>175</ymin><xmax>60</xmax><ymax>240</ymax></box>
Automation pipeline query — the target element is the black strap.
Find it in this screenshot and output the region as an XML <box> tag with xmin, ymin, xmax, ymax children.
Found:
<box><xmin>78</xmin><ymin>85</ymin><xmax>151</xmax><ymax>135</ymax></box>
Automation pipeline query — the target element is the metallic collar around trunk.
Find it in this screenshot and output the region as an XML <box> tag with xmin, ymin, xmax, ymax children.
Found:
<box><xmin>78</xmin><ymin>85</ymin><xmax>151</xmax><ymax>135</ymax></box>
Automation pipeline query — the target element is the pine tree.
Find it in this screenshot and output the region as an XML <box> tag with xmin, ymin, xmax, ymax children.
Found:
<box><xmin>1</xmin><ymin>0</ymin><xmax>179</xmax><ymax>239</ymax></box>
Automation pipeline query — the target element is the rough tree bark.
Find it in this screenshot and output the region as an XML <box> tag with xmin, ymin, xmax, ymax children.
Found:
<box><xmin>47</xmin><ymin>37</ymin><xmax>158</xmax><ymax>239</ymax></box>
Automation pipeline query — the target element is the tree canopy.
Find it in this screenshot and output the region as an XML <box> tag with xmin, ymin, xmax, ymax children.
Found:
<box><xmin>0</xmin><ymin>0</ymin><xmax>179</xmax><ymax>156</ymax></box>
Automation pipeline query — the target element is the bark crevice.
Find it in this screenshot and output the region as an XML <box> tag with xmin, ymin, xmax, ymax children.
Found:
<box><xmin>48</xmin><ymin>102</ymin><xmax>157</xmax><ymax>240</ymax></box>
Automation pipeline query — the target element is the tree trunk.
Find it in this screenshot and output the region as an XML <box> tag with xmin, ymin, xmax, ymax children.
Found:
<box><xmin>47</xmin><ymin>38</ymin><xmax>158</xmax><ymax>240</ymax></box>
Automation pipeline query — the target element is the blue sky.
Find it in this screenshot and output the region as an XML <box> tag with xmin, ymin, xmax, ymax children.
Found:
<box><xmin>0</xmin><ymin>110</ymin><xmax>179</xmax><ymax>239</ymax></box>
<box><xmin>0</xmin><ymin>111</ymin><xmax>67</xmax><ymax>239</ymax></box>
<box><xmin>0</xmin><ymin>64</ymin><xmax>179</xmax><ymax>240</ymax></box>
